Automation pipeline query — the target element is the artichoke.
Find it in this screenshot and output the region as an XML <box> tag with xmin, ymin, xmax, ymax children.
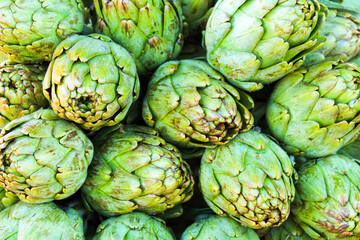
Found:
<box><xmin>181</xmin><ymin>215</ymin><xmax>260</xmax><ymax>240</ymax></box>
<box><xmin>0</xmin><ymin>187</ymin><xmax>18</xmax><ymax>211</ymax></box>
<box><xmin>0</xmin><ymin>62</ymin><xmax>49</xmax><ymax>129</ymax></box>
<box><xmin>0</xmin><ymin>109</ymin><xmax>94</xmax><ymax>203</ymax></box>
<box><xmin>292</xmin><ymin>154</ymin><xmax>360</xmax><ymax>239</ymax></box>
<box><xmin>204</xmin><ymin>0</ymin><xmax>327</xmax><ymax>92</ymax></box>
<box><xmin>0</xmin><ymin>0</ymin><xmax>85</xmax><ymax>63</ymax></box>
<box><xmin>305</xmin><ymin>9</ymin><xmax>360</xmax><ymax>66</ymax></box>
<box><xmin>200</xmin><ymin>130</ymin><xmax>296</xmax><ymax>229</ymax></box>
<box><xmin>93</xmin><ymin>212</ymin><xmax>175</xmax><ymax>240</ymax></box>
<box><xmin>81</xmin><ymin>125</ymin><xmax>194</xmax><ymax>217</ymax></box>
<box><xmin>263</xmin><ymin>215</ymin><xmax>313</xmax><ymax>240</ymax></box>
<box><xmin>267</xmin><ymin>60</ymin><xmax>360</xmax><ymax>158</ymax></box>
<box><xmin>42</xmin><ymin>34</ymin><xmax>140</xmax><ymax>131</ymax></box>
<box><xmin>143</xmin><ymin>59</ymin><xmax>254</xmax><ymax>149</ymax></box>
<box><xmin>0</xmin><ymin>201</ymin><xmax>84</xmax><ymax>239</ymax></box>
<box><xmin>94</xmin><ymin>0</ymin><xmax>183</xmax><ymax>75</ymax></box>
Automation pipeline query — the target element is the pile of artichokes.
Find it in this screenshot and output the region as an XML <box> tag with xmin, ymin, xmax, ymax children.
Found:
<box><xmin>1</xmin><ymin>0</ymin><xmax>360</xmax><ymax>239</ymax></box>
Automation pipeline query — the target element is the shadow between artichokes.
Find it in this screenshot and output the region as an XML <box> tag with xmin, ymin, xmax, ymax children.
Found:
<box><xmin>81</xmin><ymin>125</ymin><xmax>194</xmax><ymax>217</ymax></box>
<box><xmin>199</xmin><ymin>130</ymin><xmax>296</xmax><ymax>229</ymax></box>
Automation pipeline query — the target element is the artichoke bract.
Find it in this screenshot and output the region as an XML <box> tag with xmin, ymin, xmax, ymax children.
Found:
<box><xmin>292</xmin><ymin>154</ymin><xmax>360</xmax><ymax>239</ymax></box>
<box><xmin>0</xmin><ymin>187</ymin><xmax>18</xmax><ymax>211</ymax></box>
<box><xmin>305</xmin><ymin>9</ymin><xmax>360</xmax><ymax>66</ymax></box>
<box><xmin>43</xmin><ymin>34</ymin><xmax>140</xmax><ymax>131</ymax></box>
<box><xmin>0</xmin><ymin>0</ymin><xmax>85</xmax><ymax>63</ymax></box>
<box><xmin>181</xmin><ymin>215</ymin><xmax>260</xmax><ymax>240</ymax></box>
<box><xmin>338</xmin><ymin>136</ymin><xmax>360</xmax><ymax>159</ymax></box>
<box><xmin>143</xmin><ymin>59</ymin><xmax>254</xmax><ymax>149</ymax></box>
<box><xmin>263</xmin><ymin>215</ymin><xmax>313</xmax><ymax>240</ymax></box>
<box><xmin>200</xmin><ymin>130</ymin><xmax>296</xmax><ymax>229</ymax></box>
<box><xmin>0</xmin><ymin>109</ymin><xmax>94</xmax><ymax>203</ymax></box>
<box><xmin>267</xmin><ymin>60</ymin><xmax>360</xmax><ymax>158</ymax></box>
<box><xmin>0</xmin><ymin>201</ymin><xmax>84</xmax><ymax>240</ymax></box>
<box><xmin>81</xmin><ymin>125</ymin><xmax>194</xmax><ymax>217</ymax></box>
<box><xmin>205</xmin><ymin>0</ymin><xmax>327</xmax><ymax>92</ymax></box>
<box><xmin>0</xmin><ymin>62</ymin><xmax>49</xmax><ymax>129</ymax></box>
<box><xmin>94</xmin><ymin>0</ymin><xmax>183</xmax><ymax>75</ymax></box>
<box><xmin>93</xmin><ymin>212</ymin><xmax>175</xmax><ymax>240</ymax></box>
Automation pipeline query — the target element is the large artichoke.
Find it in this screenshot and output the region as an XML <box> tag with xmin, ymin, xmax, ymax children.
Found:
<box><xmin>43</xmin><ymin>34</ymin><xmax>140</xmax><ymax>131</ymax></box>
<box><xmin>93</xmin><ymin>212</ymin><xmax>175</xmax><ymax>240</ymax></box>
<box><xmin>292</xmin><ymin>154</ymin><xmax>360</xmax><ymax>239</ymax></box>
<box><xmin>0</xmin><ymin>0</ymin><xmax>85</xmax><ymax>63</ymax></box>
<box><xmin>143</xmin><ymin>59</ymin><xmax>254</xmax><ymax>149</ymax></box>
<box><xmin>0</xmin><ymin>109</ymin><xmax>94</xmax><ymax>203</ymax></box>
<box><xmin>305</xmin><ymin>9</ymin><xmax>360</xmax><ymax>66</ymax></box>
<box><xmin>81</xmin><ymin>125</ymin><xmax>194</xmax><ymax>217</ymax></box>
<box><xmin>94</xmin><ymin>0</ymin><xmax>183</xmax><ymax>75</ymax></box>
<box><xmin>267</xmin><ymin>60</ymin><xmax>360</xmax><ymax>158</ymax></box>
<box><xmin>0</xmin><ymin>62</ymin><xmax>49</xmax><ymax>129</ymax></box>
<box><xmin>200</xmin><ymin>130</ymin><xmax>296</xmax><ymax>229</ymax></box>
<box><xmin>204</xmin><ymin>0</ymin><xmax>327</xmax><ymax>91</ymax></box>
<box><xmin>0</xmin><ymin>201</ymin><xmax>84</xmax><ymax>239</ymax></box>
<box><xmin>181</xmin><ymin>215</ymin><xmax>260</xmax><ymax>240</ymax></box>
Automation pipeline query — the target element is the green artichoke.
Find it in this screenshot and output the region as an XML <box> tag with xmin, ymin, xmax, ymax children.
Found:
<box><xmin>0</xmin><ymin>62</ymin><xmax>49</xmax><ymax>129</ymax></box>
<box><xmin>93</xmin><ymin>212</ymin><xmax>175</xmax><ymax>240</ymax></box>
<box><xmin>0</xmin><ymin>201</ymin><xmax>84</xmax><ymax>239</ymax></box>
<box><xmin>43</xmin><ymin>34</ymin><xmax>140</xmax><ymax>131</ymax></box>
<box><xmin>181</xmin><ymin>215</ymin><xmax>260</xmax><ymax>240</ymax></box>
<box><xmin>94</xmin><ymin>0</ymin><xmax>183</xmax><ymax>75</ymax></box>
<box><xmin>204</xmin><ymin>0</ymin><xmax>327</xmax><ymax>92</ymax></box>
<box><xmin>263</xmin><ymin>215</ymin><xmax>313</xmax><ymax>240</ymax></box>
<box><xmin>0</xmin><ymin>0</ymin><xmax>85</xmax><ymax>63</ymax></box>
<box><xmin>0</xmin><ymin>187</ymin><xmax>18</xmax><ymax>211</ymax></box>
<box><xmin>305</xmin><ymin>9</ymin><xmax>360</xmax><ymax>66</ymax></box>
<box><xmin>0</xmin><ymin>109</ymin><xmax>94</xmax><ymax>203</ymax></box>
<box><xmin>81</xmin><ymin>125</ymin><xmax>194</xmax><ymax>217</ymax></box>
<box><xmin>200</xmin><ymin>130</ymin><xmax>296</xmax><ymax>229</ymax></box>
<box><xmin>292</xmin><ymin>154</ymin><xmax>360</xmax><ymax>239</ymax></box>
<box><xmin>143</xmin><ymin>59</ymin><xmax>254</xmax><ymax>149</ymax></box>
<box><xmin>267</xmin><ymin>60</ymin><xmax>360</xmax><ymax>158</ymax></box>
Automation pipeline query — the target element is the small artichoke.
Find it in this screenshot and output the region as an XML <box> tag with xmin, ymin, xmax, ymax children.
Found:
<box><xmin>0</xmin><ymin>109</ymin><xmax>94</xmax><ymax>203</ymax></box>
<box><xmin>143</xmin><ymin>59</ymin><xmax>254</xmax><ymax>149</ymax></box>
<box><xmin>43</xmin><ymin>34</ymin><xmax>140</xmax><ymax>131</ymax></box>
<box><xmin>305</xmin><ymin>9</ymin><xmax>360</xmax><ymax>66</ymax></box>
<box><xmin>81</xmin><ymin>125</ymin><xmax>194</xmax><ymax>217</ymax></box>
<box><xmin>0</xmin><ymin>62</ymin><xmax>49</xmax><ymax>129</ymax></box>
<box><xmin>0</xmin><ymin>201</ymin><xmax>84</xmax><ymax>240</ymax></box>
<box><xmin>181</xmin><ymin>215</ymin><xmax>260</xmax><ymax>240</ymax></box>
<box><xmin>263</xmin><ymin>215</ymin><xmax>313</xmax><ymax>240</ymax></box>
<box><xmin>267</xmin><ymin>60</ymin><xmax>360</xmax><ymax>158</ymax></box>
<box><xmin>94</xmin><ymin>0</ymin><xmax>183</xmax><ymax>75</ymax></box>
<box><xmin>204</xmin><ymin>0</ymin><xmax>327</xmax><ymax>91</ymax></box>
<box><xmin>93</xmin><ymin>212</ymin><xmax>175</xmax><ymax>240</ymax></box>
<box><xmin>200</xmin><ymin>130</ymin><xmax>296</xmax><ymax>229</ymax></box>
<box><xmin>0</xmin><ymin>187</ymin><xmax>18</xmax><ymax>211</ymax></box>
<box><xmin>0</xmin><ymin>0</ymin><xmax>85</xmax><ymax>63</ymax></box>
<box><xmin>292</xmin><ymin>154</ymin><xmax>360</xmax><ymax>239</ymax></box>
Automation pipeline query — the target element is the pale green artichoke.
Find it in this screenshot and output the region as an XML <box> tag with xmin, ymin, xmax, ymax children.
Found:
<box><xmin>264</xmin><ymin>215</ymin><xmax>313</xmax><ymax>240</ymax></box>
<box><xmin>93</xmin><ymin>212</ymin><xmax>175</xmax><ymax>240</ymax></box>
<box><xmin>94</xmin><ymin>0</ymin><xmax>183</xmax><ymax>75</ymax></box>
<box><xmin>181</xmin><ymin>215</ymin><xmax>260</xmax><ymax>240</ymax></box>
<box><xmin>305</xmin><ymin>9</ymin><xmax>360</xmax><ymax>66</ymax></box>
<box><xmin>81</xmin><ymin>125</ymin><xmax>194</xmax><ymax>217</ymax></box>
<box><xmin>0</xmin><ymin>62</ymin><xmax>49</xmax><ymax>129</ymax></box>
<box><xmin>0</xmin><ymin>201</ymin><xmax>84</xmax><ymax>240</ymax></box>
<box><xmin>205</xmin><ymin>0</ymin><xmax>327</xmax><ymax>91</ymax></box>
<box><xmin>143</xmin><ymin>59</ymin><xmax>254</xmax><ymax>149</ymax></box>
<box><xmin>267</xmin><ymin>60</ymin><xmax>360</xmax><ymax>158</ymax></box>
<box><xmin>292</xmin><ymin>154</ymin><xmax>360</xmax><ymax>239</ymax></box>
<box><xmin>0</xmin><ymin>0</ymin><xmax>85</xmax><ymax>63</ymax></box>
<box><xmin>43</xmin><ymin>34</ymin><xmax>140</xmax><ymax>131</ymax></box>
<box><xmin>200</xmin><ymin>130</ymin><xmax>296</xmax><ymax>229</ymax></box>
<box><xmin>0</xmin><ymin>109</ymin><xmax>94</xmax><ymax>203</ymax></box>
<box><xmin>0</xmin><ymin>187</ymin><xmax>18</xmax><ymax>211</ymax></box>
